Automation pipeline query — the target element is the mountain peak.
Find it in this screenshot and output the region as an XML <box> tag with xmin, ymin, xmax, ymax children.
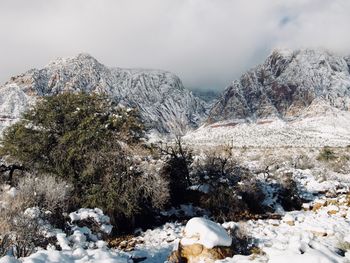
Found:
<box><xmin>1</xmin><ymin>54</ymin><xmax>207</xmax><ymax>134</ymax></box>
<box><xmin>47</xmin><ymin>52</ymin><xmax>102</xmax><ymax>68</ymax></box>
<box><xmin>208</xmin><ymin>49</ymin><xmax>350</xmax><ymax>124</ymax></box>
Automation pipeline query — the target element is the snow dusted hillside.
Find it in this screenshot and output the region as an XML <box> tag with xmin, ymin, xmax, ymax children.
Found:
<box><xmin>184</xmin><ymin>109</ymin><xmax>350</xmax><ymax>147</ymax></box>
<box><xmin>0</xmin><ymin>54</ymin><xmax>207</xmax><ymax>134</ymax></box>
<box><xmin>208</xmin><ymin>49</ymin><xmax>350</xmax><ymax>123</ymax></box>
<box><xmin>185</xmin><ymin>49</ymin><xmax>350</xmax><ymax>147</ymax></box>
<box><xmin>0</xmin><ymin>84</ymin><xmax>36</xmax><ymax>135</ymax></box>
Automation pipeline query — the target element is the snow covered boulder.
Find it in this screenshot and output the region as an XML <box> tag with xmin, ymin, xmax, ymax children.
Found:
<box><xmin>68</xmin><ymin>208</ymin><xmax>113</xmax><ymax>242</ymax></box>
<box><xmin>168</xmin><ymin>217</ymin><xmax>233</xmax><ymax>263</ymax></box>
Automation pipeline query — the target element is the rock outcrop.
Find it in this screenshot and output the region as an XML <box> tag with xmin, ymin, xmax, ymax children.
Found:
<box><xmin>168</xmin><ymin>217</ymin><xmax>233</xmax><ymax>263</ymax></box>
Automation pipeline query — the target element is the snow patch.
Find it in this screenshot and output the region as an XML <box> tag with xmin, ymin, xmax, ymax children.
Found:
<box><xmin>181</xmin><ymin>217</ymin><xmax>232</xmax><ymax>249</ymax></box>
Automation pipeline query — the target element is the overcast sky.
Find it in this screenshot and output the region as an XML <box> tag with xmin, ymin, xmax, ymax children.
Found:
<box><xmin>1</xmin><ymin>0</ymin><xmax>350</xmax><ymax>90</ymax></box>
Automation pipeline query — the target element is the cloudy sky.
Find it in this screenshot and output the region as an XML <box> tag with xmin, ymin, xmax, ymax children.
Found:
<box><xmin>1</xmin><ymin>0</ymin><xmax>350</xmax><ymax>90</ymax></box>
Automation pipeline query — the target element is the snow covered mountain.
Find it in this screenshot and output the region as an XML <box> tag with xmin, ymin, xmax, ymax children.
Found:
<box><xmin>185</xmin><ymin>49</ymin><xmax>350</xmax><ymax>147</ymax></box>
<box><xmin>208</xmin><ymin>49</ymin><xmax>350</xmax><ymax>123</ymax></box>
<box><xmin>0</xmin><ymin>53</ymin><xmax>207</xmax><ymax>134</ymax></box>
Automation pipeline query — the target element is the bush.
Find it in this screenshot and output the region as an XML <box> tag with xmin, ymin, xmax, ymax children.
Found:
<box><xmin>293</xmin><ymin>154</ymin><xmax>315</xmax><ymax>170</ymax></box>
<box><xmin>201</xmin><ymin>177</ymin><xmax>268</xmax><ymax>222</ymax></box>
<box><xmin>0</xmin><ymin>176</ymin><xmax>68</xmax><ymax>257</ymax></box>
<box><xmin>190</xmin><ymin>150</ymin><xmax>270</xmax><ymax>222</ymax></box>
<box><xmin>16</xmin><ymin>174</ymin><xmax>72</xmax><ymax>227</ymax></box>
<box><xmin>317</xmin><ymin>147</ymin><xmax>336</xmax><ymax>162</ymax></box>
<box><xmin>17</xmin><ymin>174</ymin><xmax>72</xmax><ymax>211</ymax></box>
<box><xmin>191</xmin><ymin>147</ymin><xmax>238</xmax><ymax>188</ymax></box>
<box><xmin>0</xmin><ymin>191</ymin><xmax>48</xmax><ymax>258</ymax></box>
<box><xmin>160</xmin><ymin>137</ymin><xmax>193</xmax><ymax>206</ymax></box>
<box><xmin>81</xmin><ymin>148</ymin><xmax>169</xmax><ymax>231</ymax></box>
<box><xmin>0</xmin><ymin>92</ymin><xmax>169</xmax><ymax>231</ymax></box>
<box><xmin>275</xmin><ymin>172</ymin><xmax>302</xmax><ymax>211</ymax></box>
<box><xmin>0</xmin><ymin>92</ymin><xmax>144</xmax><ymax>183</ymax></box>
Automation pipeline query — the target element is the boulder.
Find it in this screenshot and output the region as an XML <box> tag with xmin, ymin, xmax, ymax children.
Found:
<box><xmin>168</xmin><ymin>217</ymin><xmax>233</xmax><ymax>263</ymax></box>
<box><xmin>168</xmin><ymin>242</ymin><xmax>233</xmax><ymax>263</ymax></box>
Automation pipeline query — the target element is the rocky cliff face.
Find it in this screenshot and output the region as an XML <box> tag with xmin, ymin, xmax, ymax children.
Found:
<box><xmin>0</xmin><ymin>54</ymin><xmax>207</xmax><ymax>134</ymax></box>
<box><xmin>208</xmin><ymin>49</ymin><xmax>350</xmax><ymax>123</ymax></box>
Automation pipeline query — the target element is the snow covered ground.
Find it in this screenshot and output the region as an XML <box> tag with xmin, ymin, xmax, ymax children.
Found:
<box><xmin>183</xmin><ymin>109</ymin><xmax>350</xmax><ymax>148</ymax></box>
<box><xmin>2</xmin><ymin>163</ymin><xmax>350</xmax><ymax>263</ymax></box>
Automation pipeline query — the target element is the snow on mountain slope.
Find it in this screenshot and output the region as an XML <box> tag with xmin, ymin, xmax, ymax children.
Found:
<box><xmin>0</xmin><ymin>54</ymin><xmax>207</xmax><ymax>135</ymax></box>
<box><xmin>0</xmin><ymin>84</ymin><xmax>36</xmax><ymax>135</ymax></box>
<box><xmin>208</xmin><ymin>49</ymin><xmax>350</xmax><ymax>123</ymax></box>
<box><xmin>185</xmin><ymin>49</ymin><xmax>350</xmax><ymax>147</ymax></box>
<box><xmin>184</xmin><ymin>113</ymin><xmax>350</xmax><ymax>147</ymax></box>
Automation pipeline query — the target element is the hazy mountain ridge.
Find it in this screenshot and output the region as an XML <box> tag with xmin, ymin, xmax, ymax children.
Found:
<box><xmin>208</xmin><ymin>49</ymin><xmax>350</xmax><ymax>123</ymax></box>
<box><xmin>0</xmin><ymin>53</ymin><xmax>208</xmax><ymax>134</ymax></box>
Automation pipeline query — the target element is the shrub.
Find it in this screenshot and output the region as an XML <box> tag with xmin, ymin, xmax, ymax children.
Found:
<box><xmin>191</xmin><ymin>147</ymin><xmax>238</xmax><ymax>187</ymax></box>
<box><xmin>0</xmin><ymin>93</ymin><xmax>167</xmax><ymax>231</ymax></box>
<box><xmin>190</xmin><ymin>150</ymin><xmax>269</xmax><ymax>222</ymax></box>
<box><xmin>0</xmin><ymin>178</ymin><xmax>67</xmax><ymax>257</ymax></box>
<box><xmin>0</xmin><ymin>235</ymin><xmax>11</xmax><ymax>257</ymax></box>
<box><xmin>201</xmin><ymin>185</ymin><xmax>245</xmax><ymax>222</ymax></box>
<box><xmin>336</xmin><ymin>239</ymin><xmax>350</xmax><ymax>256</ymax></box>
<box><xmin>229</xmin><ymin>224</ymin><xmax>257</xmax><ymax>256</ymax></box>
<box><xmin>275</xmin><ymin>172</ymin><xmax>302</xmax><ymax>211</ymax></box>
<box><xmin>17</xmin><ymin>174</ymin><xmax>72</xmax><ymax>211</ymax></box>
<box><xmin>16</xmin><ymin>174</ymin><xmax>72</xmax><ymax>227</ymax></box>
<box><xmin>201</xmin><ymin>177</ymin><xmax>268</xmax><ymax>222</ymax></box>
<box><xmin>0</xmin><ymin>192</ymin><xmax>48</xmax><ymax>258</ymax></box>
<box><xmin>317</xmin><ymin>147</ymin><xmax>336</xmax><ymax>162</ymax></box>
<box><xmin>293</xmin><ymin>154</ymin><xmax>315</xmax><ymax>170</ymax></box>
<box><xmin>329</xmin><ymin>154</ymin><xmax>350</xmax><ymax>174</ymax></box>
<box><xmin>0</xmin><ymin>92</ymin><xmax>144</xmax><ymax>183</ymax></box>
<box><xmin>160</xmin><ymin>137</ymin><xmax>193</xmax><ymax>206</ymax></box>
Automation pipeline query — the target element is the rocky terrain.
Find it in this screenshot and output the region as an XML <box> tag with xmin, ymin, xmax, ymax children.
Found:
<box><xmin>0</xmin><ymin>54</ymin><xmax>207</xmax><ymax>135</ymax></box>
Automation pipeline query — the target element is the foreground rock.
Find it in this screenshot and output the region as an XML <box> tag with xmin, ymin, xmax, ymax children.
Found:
<box><xmin>168</xmin><ymin>217</ymin><xmax>233</xmax><ymax>263</ymax></box>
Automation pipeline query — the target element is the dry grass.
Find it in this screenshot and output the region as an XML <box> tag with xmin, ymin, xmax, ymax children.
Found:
<box><xmin>0</xmin><ymin>174</ymin><xmax>72</xmax><ymax>257</ymax></box>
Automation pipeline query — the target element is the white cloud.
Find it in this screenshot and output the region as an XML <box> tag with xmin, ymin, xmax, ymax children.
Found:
<box><xmin>0</xmin><ymin>0</ymin><xmax>349</xmax><ymax>90</ymax></box>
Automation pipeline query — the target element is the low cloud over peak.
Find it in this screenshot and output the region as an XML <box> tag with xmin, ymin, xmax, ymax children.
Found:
<box><xmin>1</xmin><ymin>0</ymin><xmax>350</xmax><ymax>91</ymax></box>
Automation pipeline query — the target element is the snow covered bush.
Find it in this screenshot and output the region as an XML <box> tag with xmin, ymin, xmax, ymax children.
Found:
<box><xmin>317</xmin><ymin>148</ymin><xmax>350</xmax><ymax>174</ymax></box>
<box><xmin>138</xmin><ymin>159</ymin><xmax>170</xmax><ymax>210</ymax></box>
<box><xmin>0</xmin><ymin>183</ymin><xmax>61</xmax><ymax>257</ymax></box>
<box><xmin>17</xmin><ymin>174</ymin><xmax>72</xmax><ymax>222</ymax></box>
<box><xmin>0</xmin><ymin>235</ymin><xmax>11</xmax><ymax>258</ymax></box>
<box><xmin>293</xmin><ymin>154</ymin><xmax>315</xmax><ymax>170</ymax></box>
<box><xmin>0</xmin><ymin>205</ymin><xmax>48</xmax><ymax>258</ymax></box>
<box><xmin>68</xmin><ymin>208</ymin><xmax>113</xmax><ymax>243</ymax></box>
<box><xmin>228</xmin><ymin>223</ymin><xmax>256</xmax><ymax>255</ymax></box>
<box><xmin>201</xmin><ymin>178</ymin><xmax>268</xmax><ymax>222</ymax></box>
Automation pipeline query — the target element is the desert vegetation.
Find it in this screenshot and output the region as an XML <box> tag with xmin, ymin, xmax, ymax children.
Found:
<box><xmin>0</xmin><ymin>92</ymin><xmax>342</xmax><ymax>260</ymax></box>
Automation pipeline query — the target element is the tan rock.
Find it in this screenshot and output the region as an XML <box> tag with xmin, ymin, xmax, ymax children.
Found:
<box><xmin>326</xmin><ymin>205</ymin><xmax>339</xmax><ymax>215</ymax></box>
<box><xmin>326</xmin><ymin>199</ymin><xmax>338</xmax><ymax>205</ymax></box>
<box><xmin>168</xmin><ymin>242</ymin><xmax>234</xmax><ymax>263</ymax></box>
<box><xmin>312</xmin><ymin>200</ymin><xmax>326</xmax><ymax>211</ymax></box>
<box><xmin>282</xmin><ymin>214</ymin><xmax>295</xmax><ymax>226</ymax></box>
